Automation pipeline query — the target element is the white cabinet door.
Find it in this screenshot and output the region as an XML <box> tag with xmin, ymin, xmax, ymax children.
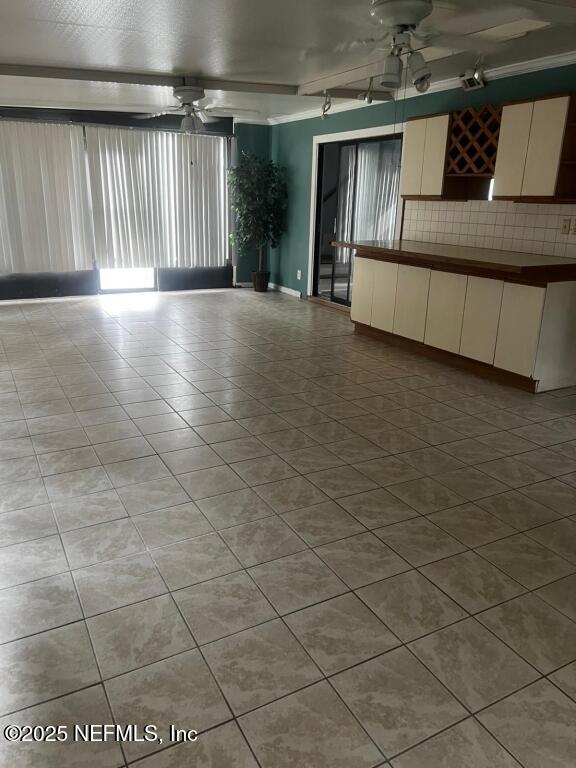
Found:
<box><xmin>420</xmin><ymin>114</ymin><xmax>450</xmax><ymax>197</ymax></box>
<box><xmin>393</xmin><ymin>265</ymin><xmax>431</xmax><ymax>341</ymax></box>
<box><xmin>371</xmin><ymin>261</ymin><xmax>399</xmax><ymax>333</ymax></box>
<box><xmin>460</xmin><ymin>276</ymin><xmax>504</xmax><ymax>364</ymax></box>
<box><xmin>350</xmin><ymin>256</ymin><xmax>374</xmax><ymax>326</ymax></box>
<box><xmin>493</xmin><ymin>102</ymin><xmax>533</xmax><ymax>198</ymax></box>
<box><xmin>400</xmin><ymin>118</ymin><xmax>426</xmax><ymax>196</ymax></box>
<box><xmin>521</xmin><ymin>96</ymin><xmax>569</xmax><ymax>197</ymax></box>
<box><xmin>424</xmin><ymin>271</ymin><xmax>467</xmax><ymax>353</ymax></box>
<box><xmin>494</xmin><ymin>283</ymin><xmax>546</xmax><ymax>377</ymax></box>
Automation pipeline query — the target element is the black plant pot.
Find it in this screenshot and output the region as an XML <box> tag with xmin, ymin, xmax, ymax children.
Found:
<box><xmin>252</xmin><ymin>271</ymin><xmax>270</xmax><ymax>292</ymax></box>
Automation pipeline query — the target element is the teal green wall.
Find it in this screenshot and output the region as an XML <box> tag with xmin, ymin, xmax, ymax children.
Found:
<box><xmin>234</xmin><ymin>122</ymin><xmax>271</xmax><ymax>159</ymax></box>
<box><xmin>237</xmin><ymin>63</ymin><xmax>576</xmax><ymax>292</ymax></box>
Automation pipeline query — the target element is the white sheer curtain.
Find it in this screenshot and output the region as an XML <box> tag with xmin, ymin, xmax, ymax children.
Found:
<box><xmin>0</xmin><ymin>121</ymin><xmax>94</xmax><ymax>273</ymax></box>
<box><xmin>353</xmin><ymin>139</ymin><xmax>402</xmax><ymax>241</ymax></box>
<box><xmin>86</xmin><ymin>126</ymin><xmax>229</xmax><ymax>269</ymax></box>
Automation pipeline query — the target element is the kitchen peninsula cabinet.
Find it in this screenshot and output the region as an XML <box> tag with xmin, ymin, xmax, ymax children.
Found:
<box><xmin>337</xmin><ymin>239</ymin><xmax>576</xmax><ymax>392</ymax></box>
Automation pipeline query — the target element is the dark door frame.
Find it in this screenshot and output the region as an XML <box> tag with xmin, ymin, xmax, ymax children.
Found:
<box><xmin>312</xmin><ymin>133</ymin><xmax>403</xmax><ymax>307</ymax></box>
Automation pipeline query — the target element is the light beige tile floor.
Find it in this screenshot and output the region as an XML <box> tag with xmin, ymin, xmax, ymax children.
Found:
<box><xmin>1</xmin><ymin>288</ymin><xmax>576</xmax><ymax>766</ymax></box>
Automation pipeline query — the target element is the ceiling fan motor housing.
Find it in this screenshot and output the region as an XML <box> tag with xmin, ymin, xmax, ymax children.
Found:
<box><xmin>173</xmin><ymin>85</ymin><xmax>206</xmax><ymax>105</ymax></box>
<box><xmin>370</xmin><ymin>0</ymin><xmax>433</xmax><ymax>28</ymax></box>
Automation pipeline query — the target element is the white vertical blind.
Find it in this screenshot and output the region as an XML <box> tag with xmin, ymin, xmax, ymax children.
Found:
<box><xmin>85</xmin><ymin>126</ymin><xmax>229</xmax><ymax>269</ymax></box>
<box><xmin>0</xmin><ymin>121</ymin><xmax>94</xmax><ymax>273</ymax></box>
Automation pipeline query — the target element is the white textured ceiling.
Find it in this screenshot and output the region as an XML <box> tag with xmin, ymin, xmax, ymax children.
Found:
<box><xmin>0</xmin><ymin>0</ymin><xmax>576</xmax><ymax>119</ymax></box>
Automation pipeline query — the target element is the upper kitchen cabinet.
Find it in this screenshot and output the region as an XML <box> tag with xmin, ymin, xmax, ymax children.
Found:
<box><xmin>522</xmin><ymin>97</ymin><xmax>569</xmax><ymax>196</ymax></box>
<box><xmin>400</xmin><ymin>114</ymin><xmax>449</xmax><ymax>197</ymax></box>
<box><xmin>443</xmin><ymin>106</ymin><xmax>501</xmax><ymax>200</ymax></box>
<box><xmin>555</xmin><ymin>95</ymin><xmax>576</xmax><ymax>200</ymax></box>
<box><xmin>493</xmin><ymin>95</ymin><xmax>570</xmax><ymax>199</ymax></box>
<box><xmin>401</xmin><ymin>107</ymin><xmax>501</xmax><ymax>201</ymax></box>
<box><xmin>421</xmin><ymin>114</ymin><xmax>451</xmax><ymax>195</ymax></box>
<box><xmin>491</xmin><ymin>102</ymin><xmax>533</xmax><ymax>198</ymax></box>
<box><xmin>400</xmin><ymin>117</ymin><xmax>427</xmax><ymax>196</ymax></box>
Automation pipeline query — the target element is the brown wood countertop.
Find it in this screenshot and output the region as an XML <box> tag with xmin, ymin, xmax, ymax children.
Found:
<box><xmin>332</xmin><ymin>239</ymin><xmax>576</xmax><ymax>284</ymax></box>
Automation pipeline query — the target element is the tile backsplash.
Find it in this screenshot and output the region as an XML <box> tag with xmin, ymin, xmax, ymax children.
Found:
<box><xmin>402</xmin><ymin>200</ymin><xmax>576</xmax><ymax>259</ymax></box>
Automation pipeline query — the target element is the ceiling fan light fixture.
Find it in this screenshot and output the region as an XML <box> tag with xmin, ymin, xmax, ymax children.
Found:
<box><xmin>408</xmin><ymin>50</ymin><xmax>431</xmax><ymax>93</ymax></box>
<box><xmin>180</xmin><ymin>112</ymin><xmax>204</xmax><ymax>134</ymax></box>
<box><xmin>380</xmin><ymin>52</ymin><xmax>403</xmax><ymax>90</ymax></box>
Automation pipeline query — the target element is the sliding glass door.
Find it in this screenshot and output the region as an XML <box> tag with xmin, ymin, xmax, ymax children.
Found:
<box><xmin>313</xmin><ymin>134</ymin><xmax>402</xmax><ymax>306</ymax></box>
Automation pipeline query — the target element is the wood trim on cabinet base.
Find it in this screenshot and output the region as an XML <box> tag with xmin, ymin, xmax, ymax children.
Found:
<box><xmin>492</xmin><ymin>195</ymin><xmax>576</xmax><ymax>204</ymax></box>
<box><xmin>401</xmin><ymin>195</ymin><xmax>445</xmax><ymax>201</ymax></box>
<box><xmin>353</xmin><ymin>321</ymin><xmax>538</xmax><ymax>393</ymax></box>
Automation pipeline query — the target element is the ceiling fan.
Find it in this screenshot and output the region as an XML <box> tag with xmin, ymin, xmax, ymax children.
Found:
<box><xmin>134</xmin><ymin>85</ymin><xmax>259</xmax><ymax>132</ymax></box>
<box><xmin>337</xmin><ymin>0</ymin><xmax>576</xmax><ymax>93</ymax></box>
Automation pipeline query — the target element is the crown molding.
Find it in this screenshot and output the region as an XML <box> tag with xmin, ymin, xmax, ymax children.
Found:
<box><xmin>484</xmin><ymin>48</ymin><xmax>576</xmax><ymax>80</ymax></box>
<box><xmin>232</xmin><ymin>117</ymin><xmax>270</xmax><ymax>126</ymax></box>
<box><xmin>260</xmin><ymin>48</ymin><xmax>576</xmax><ymax>127</ymax></box>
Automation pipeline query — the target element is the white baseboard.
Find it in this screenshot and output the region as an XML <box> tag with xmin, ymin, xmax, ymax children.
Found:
<box><xmin>269</xmin><ymin>282</ymin><xmax>302</xmax><ymax>298</ymax></box>
<box><xmin>234</xmin><ymin>280</ymin><xmax>302</xmax><ymax>298</ymax></box>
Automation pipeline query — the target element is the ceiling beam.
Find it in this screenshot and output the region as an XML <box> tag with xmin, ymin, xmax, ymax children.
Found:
<box><xmin>0</xmin><ymin>64</ymin><xmax>388</xmax><ymax>102</ymax></box>
<box><xmin>298</xmin><ymin>60</ymin><xmax>388</xmax><ymax>96</ymax></box>
<box><xmin>0</xmin><ymin>64</ymin><xmax>184</xmax><ymax>88</ymax></box>
<box><xmin>189</xmin><ymin>77</ymin><xmax>298</xmax><ymax>96</ymax></box>
<box><xmin>0</xmin><ymin>64</ymin><xmax>303</xmax><ymax>96</ymax></box>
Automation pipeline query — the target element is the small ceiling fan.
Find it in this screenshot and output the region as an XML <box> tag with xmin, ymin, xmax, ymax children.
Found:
<box><xmin>134</xmin><ymin>85</ymin><xmax>259</xmax><ymax>132</ymax></box>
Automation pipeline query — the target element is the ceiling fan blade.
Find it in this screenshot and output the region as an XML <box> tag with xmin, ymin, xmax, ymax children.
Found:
<box><xmin>197</xmin><ymin>110</ymin><xmax>228</xmax><ymax>125</ymax></box>
<box><xmin>205</xmin><ymin>107</ymin><xmax>260</xmax><ymax>116</ymax></box>
<box><xmin>334</xmin><ymin>33</ymin><xmax>390</xmax><ymax>54</ymax></box>
<box><xmin>133</xmin><ymin>108</ymin><xmax>181</xmax><ymax>120</ymax></box>
<box><xmin>414</xmin><ymin>24</ymin><xmax>498</xmax><ymax>53</ymax></box>
<box><xmin>435</xmin><ymin>0</ymin><xmax>576</xmax><ymax>24</ymax></box>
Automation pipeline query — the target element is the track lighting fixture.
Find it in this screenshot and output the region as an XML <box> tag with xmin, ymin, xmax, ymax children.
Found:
<box><xmin>321</xmin><ymin>92</ymin><xmax>332</xmax><ymax>119</ymax></box>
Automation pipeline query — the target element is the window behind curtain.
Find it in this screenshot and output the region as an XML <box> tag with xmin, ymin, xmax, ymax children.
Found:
<box><xmin>85</xmin><ymin>126</ymin><xmax>230</xmax><ymax>270</ymax></box>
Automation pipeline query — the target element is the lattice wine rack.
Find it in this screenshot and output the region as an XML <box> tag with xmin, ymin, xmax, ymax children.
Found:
<box><xmin>446</xmin><ymin>105</ymin><xmax>502</xmax><ymax>177</ymax></box>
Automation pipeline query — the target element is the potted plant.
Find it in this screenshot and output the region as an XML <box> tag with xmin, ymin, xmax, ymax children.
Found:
<box><xmin>228</xmin><ymin>152</ymin><xmax>288</xmax><ymax>292</ymax></box>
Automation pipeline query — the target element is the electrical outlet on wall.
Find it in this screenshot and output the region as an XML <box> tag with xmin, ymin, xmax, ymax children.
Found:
<box><xmin>296</xmin><ymin>270</ymin><xmax>302</xmax><ymax>280</ymax></box>
<box><xmin>561</xmin><ymin>218</ymin><xmax>572</xmax><ymax>235</ymax></box>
